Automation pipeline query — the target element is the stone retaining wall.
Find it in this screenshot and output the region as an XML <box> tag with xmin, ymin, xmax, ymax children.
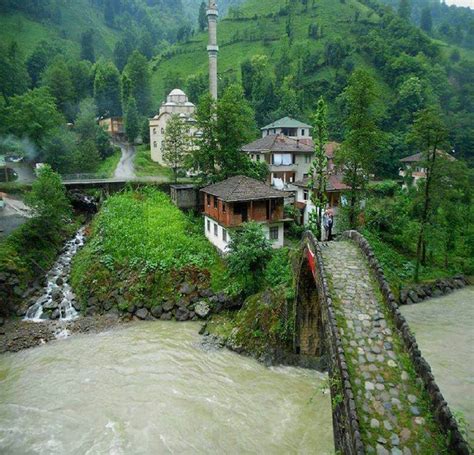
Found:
<box><xmin>300</xmin><ymin>232</ymin><xmax>364</xmax><ymax>455</ymax></box>
<box><xmin>400</xmin><ymin>276</ymin><xmax>468</xmax><ymax>305</ymax></box>
<box><xmin>343</xmin><ymin>230</ymin><xmax>470</xmax><ymax>455</ymax></box>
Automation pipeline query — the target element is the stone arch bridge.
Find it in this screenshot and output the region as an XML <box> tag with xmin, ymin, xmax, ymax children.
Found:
<box><xmin>294</xmin><ymin>231</ymin><xmax>469</xmax><ymax>455</ymax></box>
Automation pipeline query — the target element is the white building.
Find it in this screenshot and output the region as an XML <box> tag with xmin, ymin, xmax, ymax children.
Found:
<box><xmin>149</xmin><ymin>89</ymin><xmax>197</xmax><ymax>165</ymax></box>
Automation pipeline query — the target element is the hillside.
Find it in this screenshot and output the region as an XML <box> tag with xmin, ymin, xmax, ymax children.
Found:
<box><xmin>150</xmin><ymin>0</ymin><xmax>474</xmax><ymax>166</ymax></box>
<box><xmin>0</xmin><ymin>0</ymin><xmax>193</xmax><ymax>60</ymax></box>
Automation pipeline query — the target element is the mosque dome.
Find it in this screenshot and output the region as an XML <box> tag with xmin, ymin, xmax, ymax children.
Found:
<box><xmin>167</xmin><ymin>88</ymin><xmax>188</xmax><ymax>104</ymax></box>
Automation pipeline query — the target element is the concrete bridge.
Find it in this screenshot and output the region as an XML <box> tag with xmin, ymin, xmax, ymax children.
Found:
<box><xmin>295</xmin><ymin>231</ymin><xmax>469</xmax><ymax>454</ymax></box>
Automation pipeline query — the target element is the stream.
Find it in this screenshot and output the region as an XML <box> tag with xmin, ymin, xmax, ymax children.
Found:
<box><xmin>0</xmin><ymin>322</ymin><xmax>334</xmax><ymax>454</ymax></box>
<box><xmin>24</xmin><ymin>228</ymin><xmax>85</xmax><ymax>322</ymax></box>
<box><xmin>401</xmin><ymin>287</ymin><xmax>474</xmax><ymax>444</ymax></box>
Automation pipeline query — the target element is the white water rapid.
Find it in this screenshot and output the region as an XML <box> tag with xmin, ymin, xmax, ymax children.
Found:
<box><xmin>24</xmin><ymin>228</ymin><xmax>85</xmax><ymax>322</ymax></box>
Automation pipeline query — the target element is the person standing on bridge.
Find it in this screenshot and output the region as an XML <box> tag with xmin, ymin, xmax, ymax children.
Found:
<box><xmin>323</xmin><ymin>209</ymin><xmax>334</xmax><ymax>241</ymax></box>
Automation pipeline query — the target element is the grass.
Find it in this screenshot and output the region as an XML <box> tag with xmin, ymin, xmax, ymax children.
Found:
<box><xmin>134</xmin><ymin>145</ymin><xmax>174</xmax><ymax>179</ymax></box>
<box><xmin>96</xmin><ymin>149</ymin><xmax>121</xmax><ymax>178</ymax></box>
<box><xmin>362</xmin><ymin>229</ymin><xmax>460</xmax><ymax>297</ymax></box>
<box><xmin>70</xmin><ymin>188</ymin><xmax>226</xmax><ymax>308</ymax></box>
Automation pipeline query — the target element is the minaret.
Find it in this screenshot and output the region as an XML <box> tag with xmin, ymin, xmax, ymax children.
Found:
<box><xmin>207</xmin><ymin>1</ymin><xmax>218</xmax><ymax>100</ymax></box>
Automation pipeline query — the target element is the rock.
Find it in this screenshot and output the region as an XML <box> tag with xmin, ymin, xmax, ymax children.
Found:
<box><xmin>370</xmin><ymin>418</ymin><xmax>380</xmax><ymax>429</ymax></box>
<box><xmin>127</xmin><ymin>305</ymin><xmax>136</xmax><ymax>314</ymax></box>
<box><xmin>407</xmin><ymin>394</ymin><xmax>417</xmax><ymax>404</ymax></box>
<box><xmin>365</xmin><ymin>382</ymin><xmax>375</xmax><ymax>391</ymax></box>
<box><xmin>103</xmin><ymin>300</ymin><xmax>113</xmax><ymax>312</ymax></box>
<box><xmin>162</xmin><ymin>301</ymin><xmax>174</xmax><ymax>312</ymax></box>
<box><xmin>400</xmin><ymin>428</ymin><xmax>411</xmax><ymax>443</ymax></box>
<box><xmin>56</xmin><ymin>277</ymin><xmax>64</xmax><ymax>286</ymax></box>
<box><xmin>43</xmin><ymin>300</ymin><xmax>59</xmax><ymax>311</ymax></box>
<box><xmin>390</xmin><ymin>434</ymin><xmax>400</xmax><ymax>446</ymax></box>
<box><xmin>175</xmin><ymin>307</ymin><xmax>190</xmax><ymax>321</ymax></box>
<box><xmin>160</xmin><ymin>312</ymin><xmax>172</xmax><ymax>321</ymax></box>
<box><xmin>13</xmin><ymin>286</ymin><xmax>23</xmax><ymax>297</ymax></box>
<box><xmin>135</xmin><ymin>308</ymin><xmax>149</xmax><ymax>320</ymax></box>
<box><xmin>376</xmin><ymin>444</ymin><xmax>389</xmax><ymax>455</ymax></box>
<box><xmin>408</xmin><ymin>290</ymin><xmax>420</xmax><ymax>303</ymax></box>
<box><xmin>179</xmin><ymin>283</ymin><xmax>196</xmax><ymax>295</ymax></box>
<box><xmin>151</xmin><ymin>305</ymin><xmax>163</xmax><ymax>318</ymax></box>
<box><xmin>51</xmin><ymin>309</ymin><xmax>60</xmax><ymax>320</ymax></box>
<box><xmin>199</xmin><ymin>288</ymin><xmax>213</xmax><ymax>298</ymax></box>
<box><xmin>0</xmin><ymin>317</ymin><xmax>4</xmax><ymax>326</ymax></box>
<box><xmin>72</xmin><ymin>300</ymin><xmax>82</xmax><ymax>312</ymax></box>
<box><xmin>87</xmin><ymin>296</ymin><xmax>98</xmax><ymax>307</ymax></box>
<box><xmin>194</xmin><ymin>301</ymin><xmax>211</xmax><ymax>319</ymax></box>
<box><xmin>410</xmin><ymin>406</ymin><xmax>420</xmax><ymax>416</ymax></box>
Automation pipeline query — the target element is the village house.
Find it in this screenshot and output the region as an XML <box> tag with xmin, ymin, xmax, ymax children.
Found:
<box><xmin>242</xmin><ymin>117</ymin><xmax>315</xmax><ymax>189</ymax></box>
<box><xmin>399</xmin><ymin>150</ymin><xmax>456</xmax><ymax>186</ymax></box>
<box><xmin>149</xmin><ymin>89</ymin><xmax>197</xmax><ymax>165</ymax></box>
<box><xmin>293</xmin><ymin>142</ymin><xmax>350</xmax><ymax>233</ymax></box>
<box><xmin>200</xmin><ymin>175</ymin><xmax>290</xmax><ymax>253</ymax></box>
<box><xmin>98</xmin><ymin>117</ymin><xmax>124</xmax><ymax>139</ymax></box>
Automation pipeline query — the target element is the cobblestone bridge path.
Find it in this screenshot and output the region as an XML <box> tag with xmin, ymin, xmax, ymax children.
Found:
<box><xmin>322</xmin><ymin>241</ymin><xmax>449</xmax><ymax>455</ymax></box>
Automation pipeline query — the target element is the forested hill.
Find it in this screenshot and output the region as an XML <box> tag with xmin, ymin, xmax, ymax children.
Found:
<box><xmin>0</xmin><ymin>0</ymin><xmax>192</xmax><ymax>59</ymax></box>
<box><xmin>152</xmin><ymin>0</ymin><xmax>474</xmax><ymax>168</ymax></box>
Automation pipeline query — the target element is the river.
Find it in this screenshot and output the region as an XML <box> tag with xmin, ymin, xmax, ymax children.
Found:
<box><xmin>0</xmin><ymin>322</ymin><xmax>334</xmax><ymax>454</ymax></box>
<box><xmin>401</xmin><ymin>287</ymin><xmax>474</xmax><ymax>444</ymax></box>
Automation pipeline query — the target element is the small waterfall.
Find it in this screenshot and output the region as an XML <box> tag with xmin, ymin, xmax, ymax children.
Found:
<box><xmin>24</xmin><ymin>228</ymin><xmax>86</xmax><ymax>322</ymax></box>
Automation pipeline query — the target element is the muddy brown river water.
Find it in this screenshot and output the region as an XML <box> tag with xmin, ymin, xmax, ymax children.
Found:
<box><xmin>0</xmin><ymin>322</ymin><xmax>334</xmax><ymax>454</ymax></box>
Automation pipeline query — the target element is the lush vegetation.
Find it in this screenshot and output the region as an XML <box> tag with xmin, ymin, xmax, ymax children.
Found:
<box><xmin>0</xmin><ymin>166</ymin><xmax>77</xmax><ymax>315</ymax></box>
<box><xmin>134</xmin><ymin>145</ymin><xmax>173</xmax><ymax>178</ymax></box>
<box><xmin>70</xmin><ymin>188</ymin><xmax>226</xmax><ymax>310</ymax></box>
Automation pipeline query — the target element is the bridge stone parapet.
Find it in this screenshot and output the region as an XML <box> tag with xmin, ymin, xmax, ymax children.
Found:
<box><xmin>297</xmin><ymin>232</ymin><xmax>364</xmax><ymax>455</ymax></box>
<box><xmin>343</xmin><ymin>230</ymin><xmax>470</xmax><ymax>455</ymax></box>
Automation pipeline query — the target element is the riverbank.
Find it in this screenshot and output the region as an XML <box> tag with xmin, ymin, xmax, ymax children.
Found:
<box><xmin>0</xmin><ymin>314</ymin><xmax>125</xmax><ymax>354</ymax></box>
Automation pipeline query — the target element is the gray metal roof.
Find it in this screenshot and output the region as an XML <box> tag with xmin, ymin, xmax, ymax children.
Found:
<box><xmin>261</xmin><ymin>117</ymin><xmax>313</xmax><ymax>130</ymax></box>
<box><xmin>242</xmin><ymin>135</ymin><xmax>313</xmax><ymax>154</ymax></box>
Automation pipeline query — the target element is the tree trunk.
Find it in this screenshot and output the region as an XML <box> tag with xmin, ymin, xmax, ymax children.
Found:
<box><xmin>414</xmin><ymin>145</ymin><xmax>437</xmax><ymax>282</ymax></box>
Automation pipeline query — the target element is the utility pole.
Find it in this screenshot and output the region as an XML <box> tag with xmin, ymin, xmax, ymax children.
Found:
<box><xmin>207</xmin><ymin>1</ymin><xmax>219</xmax><ymax>100</ymax></box>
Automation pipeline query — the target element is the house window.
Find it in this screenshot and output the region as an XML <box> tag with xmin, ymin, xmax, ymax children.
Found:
<box><xmin>305</xmin><ymin>155</ymin><xmax>311</xmax><ymax>164</ymax></box>
<box><xmin>214</xmin><ymin>197</ymin><xmax>218</xmax><ymax>209</ymax></box>
<box><xmin>256</xmin><ymin>155</ymin><xmax>261</xmax><ymax>162</ymax></box>
<box><xmin>222</xmin><ymin>229</ymin><xmax>227</xmax><ymax>242</ymax></box>
<box><xmin>207</xmin><ymin>219</ymin><xmax>210</xmax><ymax>231</ymax></box>
<box><xmin>153</xmin><ymin>141</ymin><xmax>157</xmax><ymax>148</ymax></box>
<box><xmin>161</xmin><ymin>128</ymin><xmax>165</xmax><ymax>134</ymax></box>
<box><xmin>207</xmin><ymin>194</ymin><xmax>211</xmax><ymax>206</ymax></box>
<box><xmin>153</xmin><ymin>128</ymin><xmax>157</xmax><ymax>134</ymax></box>
<box><xmin>272</xmin><ymin>154</ymin><xmax>292</xmax><ymax>166</ymax></box>
<box><xmin>303</xmin><ymin>190</ymin><xmax>309</xmax><ymax>201</ymax></box>
<box><xmin>270</xmin><ymin>226</ymin><xmax>279</xmax><ymax>241</ymax></box>
<box><xmin>301</xmin><ymin>129</ymin><xmax>305</xmax><ymax>136</ymax></box>
<box><xmin>214</xmin><ymin>223</ymin><xmax>218</xmax><ymax>237</ymax></box>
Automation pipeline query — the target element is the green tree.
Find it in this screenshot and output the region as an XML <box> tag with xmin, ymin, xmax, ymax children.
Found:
<box><xmin>308</xmin><ymin>97</ymin><xmax>329</xmax><ymax>240</ymax></box>
<box><xmin>93</xmin><ymin>60</ymin><xmax>122</xmax><ymax>117</ymax></box>
<box><xmin>41</xmin><ymin>127</ymin><xmax>79</xmax><ymax>174</ymax></box>
<box><xmin>420</xmin><ymin>7</ymin><xmax>432</xmax><ymax>34</ymax></box>
<box><xmin>408</xmin><ymin>106</ymin><xmax>448</xmax><ymax>281</ymax></box>
<box><xmin>25</xmin><ymin>165</ymin><xmax>71</xmax><ymax>228</ymax></box>
<box><xmin>216</xmin><ymin>84</ymin><xmax>256</xmax><ymax>178</ymax></box>
<box><xmin>139</xmin><ymin>31</ymin><xmax>154</xmax><ymax>60</ymax></box>
<box><xmin>338</xmin><ymin>69</ymin><xmax>383</xmax><ymax>228</ymax></box>
<box><xmin>398</xmin><ymin>0</ymin><xmax>411</xmax><ymax>21</ymax></box>
<box><xmin>123</xmin><ymin>51</ymin><xmax>152</xmax><ymax>115</ymax></box>
<box><xmin>0</xmin><ymin>87</ymin><xmax>64</xmax><ymax>146</ymax></box>
<box><xmin>41</xmin><ymin>56</ymin><xmax>75</xmax><ymax>119</ymax></box>
<box><xmin>0</xmin><ymin>42</ymin><xmax>30</xmax><ymax>104</ymax></box>
<box><xmin>227</xmin><ymin>221</ymin><xmax>272</xmax><ymax>294</ymax></box>
<box><xmin>26</xmin><ymin>40</ymin><xmax>59</xmax><ymax>87</ymax></box>
<box><xmin>198</xmin><ymin>2</ymin><xmax>207</xmax><ymax>31</ymax></box>
<box><xmin>77</xmin><ymin>139</ymin><xmax>101</xmax><ymax>173</ymax></box>
<box><xmin>162</xmin><ymin>114</ymin><xmax>190</xmax><ymax>183</ymax></box>
<box><xmin>192</xmin><ymin>93</ymin><xmax>219</xmax><ymax>180</ymax></box>
<box><xmin>80</xmin><ymin>30</ymin><xmax>95</xmax><ymax>63</ymax></box>
<box><xmin>68</xmin><ymin>60</ymin><xmax>92</xmax><ymax>103</ymax></box>
<box><xmin>124</xmin><ymin>97</ymin><xmax>140</xmax><ymax>143</ymax></box>
<box><xmin>75</xmin><ymin>98</ymin><xmax>98</xmax><ymax>142</ymax></box>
